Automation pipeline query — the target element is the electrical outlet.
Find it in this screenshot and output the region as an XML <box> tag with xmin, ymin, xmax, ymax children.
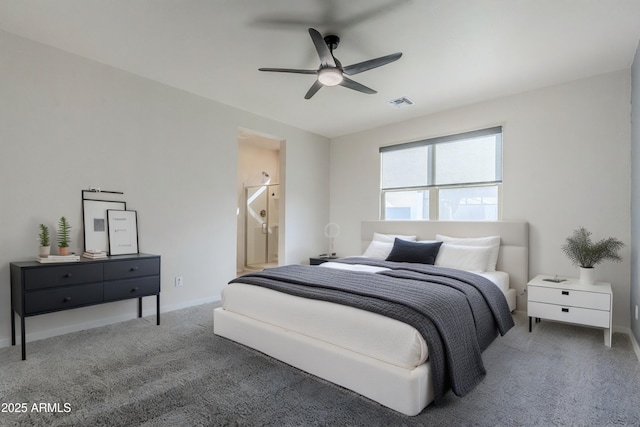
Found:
<box><xmin>175</xmin><ymin>276</ymin><xmax>183</xmax><ymax>287</ymax></box>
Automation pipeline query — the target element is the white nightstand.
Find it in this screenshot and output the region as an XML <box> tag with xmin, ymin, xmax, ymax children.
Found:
<box><xmin>527</xmin><ymin>274</ymin><xmax>612</xmax><ymax>347</ymax></box>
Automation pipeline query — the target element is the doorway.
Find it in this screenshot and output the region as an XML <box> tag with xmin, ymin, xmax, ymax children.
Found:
<box><xmin>236</xmin><ymin>129</ymin><xmax>284</xmax><ymax>274</ymax></box>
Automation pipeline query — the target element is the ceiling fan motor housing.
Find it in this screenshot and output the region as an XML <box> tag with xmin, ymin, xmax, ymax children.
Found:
<box><xmin>323</xmin><ymin>34</ymin><xmax>340</xmax><ymax>51</ymax></box>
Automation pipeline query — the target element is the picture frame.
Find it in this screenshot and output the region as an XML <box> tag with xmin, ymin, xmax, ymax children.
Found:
<box><xmin>82</xmin><ymin>199</ymin><xmax>126</xmax><ymax>253</ymax></box>
<box><xmin>107</xmin><ymin>209</ymin><xmax>139</xmax><ymax>255</ymax></box>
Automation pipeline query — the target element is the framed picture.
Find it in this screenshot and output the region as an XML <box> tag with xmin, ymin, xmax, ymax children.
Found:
<box><xmin>107</xmin><ymin>210</ymin><xmax>139</xmax><ymax>255</ymax></box>
<box><xmin>82</xmin><ymin>199</ymin><xmax>126</xmax><ymax>253</ymax></box>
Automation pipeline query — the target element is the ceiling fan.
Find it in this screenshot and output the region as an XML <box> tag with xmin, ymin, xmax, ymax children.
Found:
<box><xmin>259</xmin><ymin>28</ymin><xmax>402</xmax><ymax>99</ymax></box>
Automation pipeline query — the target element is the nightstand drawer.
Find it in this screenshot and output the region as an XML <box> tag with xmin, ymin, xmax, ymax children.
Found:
<box><xmin>104</xmin><ymin>258</ymin><xmax>160</xmax><ymax>280</ymax></box>
<box><xmin>528</xmin><ymin>301</ymin><xmax>610</xmax><ymax>328</ymax></box>
<box><xmin>25</xmin><ymin>283</ymin><xmax>103</xmax><ymax>315</ymax></box>
<box><xmin>528</xmin><ymin>286</ymin><xmax>610</xmax><ymax>310</ymax></box>
<box><xmin>24</xmin><ymin>264</ymin><xmax>103</xmax><ymax>291</ymax></box>
<box><xmin>104</xmin><ymin>276</ymin><xmax>160</xmax><ymax>301</ymax></box>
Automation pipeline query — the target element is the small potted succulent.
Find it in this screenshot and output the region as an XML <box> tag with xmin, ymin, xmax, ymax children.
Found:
<box><xmin>57</xmin><ymin>216</ymin><xmax>71</xmax><ymax>255</ymax></box>
<box><xmin>38</xmin><ymin>224</ymin><xmax>51</xmax><ymax>257</ymax></box>
<box><xmin>561</xmin><ymin>227</ymin><xmax>624</xmax><ymax>284</ymax></box>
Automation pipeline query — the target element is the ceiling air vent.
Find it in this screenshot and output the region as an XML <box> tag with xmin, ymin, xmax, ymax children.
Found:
<box><xmin>387</xmin><ymin>96</ymin><xmax>415</xmax><ymax>109</ymax></box>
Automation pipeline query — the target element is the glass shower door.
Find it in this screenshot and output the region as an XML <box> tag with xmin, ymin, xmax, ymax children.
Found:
<box><xmin>245</xmin><ymin>185</ymin><xmax>279</xmax><ymax>268</ymax></box>
<box><xmin>266</xmin><ymin>185</ymin><xmax>279</xmax><ymax>264</ymax></box>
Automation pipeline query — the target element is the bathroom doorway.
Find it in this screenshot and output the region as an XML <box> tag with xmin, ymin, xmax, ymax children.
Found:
<box><xmin>236</xmin><ymin>129</ymin><xmax>284</xmax><ymax>274</ymax></box>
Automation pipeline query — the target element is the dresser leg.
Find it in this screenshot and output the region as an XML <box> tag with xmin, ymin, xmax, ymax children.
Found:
<box><xmin>604</xmin><ymin>328</ymin><xmax>612</xmax><ymax>347</ymax></box>
<box><xmin>138</xmin><ymin>298</ymin><xmax>142</xmax><ymax>318</ymax></box>
<box><xmin>529</xmin><ymin>316</ymin><xmax>532</xmax><ymax>332</ymax></box>
<box><xmin>21</xmin><ymin>315</ymin><xmax>26</xmax><ymax>361</ymax></box>
<box><xmin>156</xmin><ymin>294</ymin><xmax>160</xmax><ymax>325</ymax></box>
<box><xmin>11</xmin><ymin>310</ymin><xmax>16</xmax><ymax>346</ymax></box>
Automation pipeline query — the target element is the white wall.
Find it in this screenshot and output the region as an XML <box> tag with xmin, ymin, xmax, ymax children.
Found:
<box><xmin>0</xmin><ymin>30</ymin><xmax>330</xmax><ymax>347</ymax></box>
<box><xmin>330</xmin><ymin>70</ymin><xmax>632</xmax><ymax>329</ymax></box>
<box><xmin>631</xmin><ymin>41</ymin><xmax>640</xmax><ymax>344</ymax></box>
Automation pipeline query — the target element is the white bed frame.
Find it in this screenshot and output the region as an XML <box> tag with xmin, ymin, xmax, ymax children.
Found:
<box><xmin>214</xmin><ymin>220</ymin><xmax>528</xmax><ymax>416</ymax></box>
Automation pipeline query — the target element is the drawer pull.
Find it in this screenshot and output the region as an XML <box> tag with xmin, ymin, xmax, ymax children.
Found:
<box><xmin>561</xmin><ymin>307</ymin><xmax>569</xmax><ymax>313</ymax></box>
<box><xmin>64</xmin><ymin>273</ymin><xmax>73</xmax><ymax>278</ymax></box>
<box><xmin>561</xmin><ymin>291</ymin><xmax>569</xmax><ymax>295</ymax></box>
<box><xmin>131</xmin><ymin>287</ymin><xmax>139</xmax><ymax>293</ymax></box>
<box><xmin>63</xmin><ymin>297</ymin><xmax>72</xmax><ymax>302</ymax></box>
<box><xmin>130</xmin><ymin>267</ymin><xmax>139</xmax><ymax>272</ymax></box>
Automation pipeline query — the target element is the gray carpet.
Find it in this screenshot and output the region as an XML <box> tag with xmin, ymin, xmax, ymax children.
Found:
<box><xmin>1</xmin><ymin>302</ymin><xmax>639</xmax><ymax>427</ymax></box>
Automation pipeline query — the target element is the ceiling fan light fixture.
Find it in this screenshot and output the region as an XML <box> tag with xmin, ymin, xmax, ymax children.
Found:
<box><xmin>318</xmin><ymin>68</ymin><xmax>343</xmax><ymax>86</ymax></box>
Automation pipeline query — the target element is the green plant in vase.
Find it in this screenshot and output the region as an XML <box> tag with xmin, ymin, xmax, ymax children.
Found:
<box><xmin>57</xmin><ymin>216</ymin><xmax>71</xmax><ymax>255</ymax></box>
<box><xmin>38</xmin><ymin>223</ymin><xmax>51</xmax><ymax>257</ymax></box>
<box><xmin>561</xmin><ymin>227</ymin><xmax>624</xmax><ymax>284</ymax></box>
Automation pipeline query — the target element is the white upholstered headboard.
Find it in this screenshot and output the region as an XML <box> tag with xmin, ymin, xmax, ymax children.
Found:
<box><xmin>361</xmin><ymin>220</ymin><xmax>529</xmax><ymax>310</ymax></box>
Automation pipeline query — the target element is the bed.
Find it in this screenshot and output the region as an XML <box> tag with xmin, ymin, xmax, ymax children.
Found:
<box><xmin>214</xmin><ymin>220</ymin><xmax>529</xmax><ymax>416</ymax></box>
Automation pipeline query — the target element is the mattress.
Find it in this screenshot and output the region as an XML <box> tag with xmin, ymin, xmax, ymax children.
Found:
<box><xmin>222</xmin><ymin>282</ymin><xmax>428</xmax><ymax>369</ymax></box>
<box><xmin>475</xmin><ymin>271</ymin><xmax>510</xmax><ymax>293</ymax></box>
<box><xmin>223</xmin><ymin>264</ymin><xmax>511</xmax><ymax>370</ymax></box>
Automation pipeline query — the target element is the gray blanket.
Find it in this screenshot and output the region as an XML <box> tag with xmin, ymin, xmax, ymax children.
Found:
<box><xmin>336</xmin><ymin>257</ymin><xmax>515</xmax><ymax>350</ymax></box>
<box><xmin>229</xmin><ymin>261</ymin><xmax>513</xmax><ymax>403</ymax></box>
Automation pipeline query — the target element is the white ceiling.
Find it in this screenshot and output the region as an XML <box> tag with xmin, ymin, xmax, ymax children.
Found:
<box><xmin>1</xmin><ymin>0</ymin><xmax>640</xmax><ymax>138</ymax></box>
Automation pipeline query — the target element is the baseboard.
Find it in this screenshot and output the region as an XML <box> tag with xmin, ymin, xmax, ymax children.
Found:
<box><xmin>630</xmin><ymin>329</ymin><xmax>640</xmax><ymax>363</ymax></box>
<box><xmin>614</xmin><ymin>326</ymin><xmax>640</xmax><ymax>363</ymax></box>
<box><xmin>160</xmin><ymin>295</ymin><xmax>221</xmax><ymax>313</ymax></box>
<box><xmin>0</xmin><ymin>296</ymin><xmax>222</xmax><ymax>349</ymax></box>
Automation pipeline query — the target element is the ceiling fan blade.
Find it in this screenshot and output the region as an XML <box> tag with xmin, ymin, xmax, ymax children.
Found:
<box><xmin>343</xmin><ymin>52</ymin><xmax>403</xmax><ymax>76</ymax></box>
<box><xmin>259</xmin><ymin>68</ymin><xmax>317</xmax><ymax>75</ymax></box>
<box><xmin>304</xmin><ymin>80</ymin><xmax>323</xmax><ymax>99</ymax></box>
<box><xmin>308</xmin><ymin>28</ymin><xmax>336</xmax><ymax>67</ymax></box>
<box><xmin>339</xmin><ymin>76</ymin><xmax>377</xmax><ymax>94</ymax></box>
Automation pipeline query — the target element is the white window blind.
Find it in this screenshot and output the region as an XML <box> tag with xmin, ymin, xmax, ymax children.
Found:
<box><xmin>380</xmin><ymin>127</ymin><xmax>502</xmax><ymax>220</ymax></box>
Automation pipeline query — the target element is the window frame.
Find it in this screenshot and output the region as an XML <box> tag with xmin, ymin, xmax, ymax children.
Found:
<box><xmin>379</xmin><ymin>127</ymin><xmax>503</xmax><ymax>221</ymax></box>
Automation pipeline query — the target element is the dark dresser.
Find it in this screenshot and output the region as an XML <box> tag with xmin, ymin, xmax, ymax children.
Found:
<box><xmin>10</xmin><ymin>253</ymin><xmax>161</xmax><ymax>360</ymax></box>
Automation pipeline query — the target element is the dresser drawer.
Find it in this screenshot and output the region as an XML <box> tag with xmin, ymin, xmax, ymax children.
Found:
<box><xmin>25</xmin><ymin>283</ymin><xmax>103</xmax><ymax>315</ymax></box>
<box><xmin>24</xmin><ymin>264</ymin><xmax>103</xmax><ymax>291</ymax></box>
<box><xmin>104</xmin><ymin>276</ymin><xmax>160</xmax><ymax>301</ymax></box>
<box><xmin>528</xmin><ymin>286</ymin><xmax>610</xmax><ymax>311</ymax></box>
<box><xmin>528</xmin><ymin>301</ymin><xmax>610</xmax><ymax>328</ymax></box>
<box><xmin>104</xmin><ymin>258</ymin><xmax>160</xmax><ymax>280</ymax></box>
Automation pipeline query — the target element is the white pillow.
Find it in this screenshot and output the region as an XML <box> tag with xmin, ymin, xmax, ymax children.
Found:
<box><xmin>435</xmin><ymin>244</ymin><xmax>493</xmax><ymax>272</ymax></box>
<box><xmin>435</xmin><ymin>235</ymin><xmax>501</xmax><ymax>271</ymax></box>
<box><xmin>372</xmin><ymin>232</ymin><xmax>417</xmax><ymax>243</ymax></box>
<box><xmin>362</xmin><ymin>240</ymin><xmax>394</xmax><ymax>259</ymax></box>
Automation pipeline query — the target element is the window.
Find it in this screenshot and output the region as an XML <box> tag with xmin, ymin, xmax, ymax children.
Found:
<box><xmin>380</xmin><ymin>127</ymin><xmax>502</xmax><ymax>220</ymax></box>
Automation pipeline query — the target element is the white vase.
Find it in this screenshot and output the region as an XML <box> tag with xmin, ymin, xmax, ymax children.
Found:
<box><xmin>579</xmin><ymin>267</ymin><xmax>595</xmax><ymax>285</ymax></box>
